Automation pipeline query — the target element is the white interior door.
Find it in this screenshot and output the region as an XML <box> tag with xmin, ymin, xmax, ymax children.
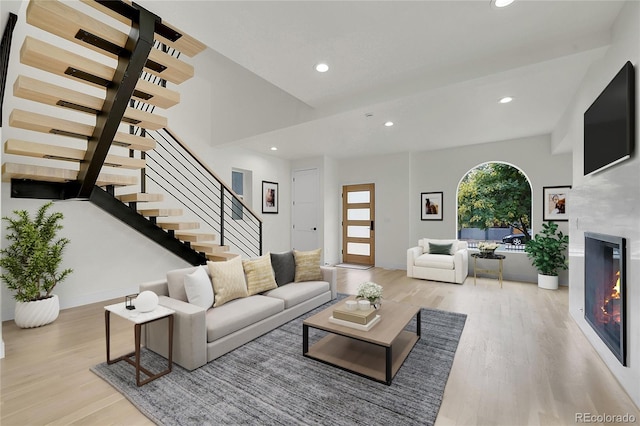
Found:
<box><xmin>292</xmin><ymin>168</ymin><xmax>319</xmax><ymax>251</ymax></box>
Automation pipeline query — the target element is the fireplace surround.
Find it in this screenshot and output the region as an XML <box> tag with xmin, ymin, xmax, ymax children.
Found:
<box><xmin>584</xmin><ymin>232</ymin><xmax>627</xmax><ymax>365</ymax></box>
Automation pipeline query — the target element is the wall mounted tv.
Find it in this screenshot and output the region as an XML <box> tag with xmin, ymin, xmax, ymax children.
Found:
<box><xmin>584</xmin><ymin>61</ymin><xmax>635</xmax><ymax>176</ymax></box>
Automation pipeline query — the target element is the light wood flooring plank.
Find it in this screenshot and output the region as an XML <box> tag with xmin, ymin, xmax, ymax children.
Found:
<box><xmin>1</xmin><ymin>268</ymin><xmax>639</xmax><ymax>425</ymax></box>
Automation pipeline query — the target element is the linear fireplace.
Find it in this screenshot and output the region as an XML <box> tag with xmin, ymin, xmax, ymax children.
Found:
<box><xmin>584</xmin><ymin>232</ymin><xmax>627</xmax><ymax>365</ymax></box>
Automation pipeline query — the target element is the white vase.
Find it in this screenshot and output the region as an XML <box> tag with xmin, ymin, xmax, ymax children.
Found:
<box><xmin>538</xmin><ymin>274</ymin><xmax>558</xmax><ymax>290</ymax></box>
<box><xmin>14</xmin><ymin>294</ymin><xmax>60</xmax><ymax>328</ymax></box>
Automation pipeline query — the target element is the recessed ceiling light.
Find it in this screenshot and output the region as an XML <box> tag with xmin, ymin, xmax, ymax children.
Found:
<box><xmin>499</xmin><ymin>96</ymin><xmax>513</xmax><ymax>104</ymax></box>
<box><xmin>384</xmin><ymin>121</ymin><xmax>394</xmax><ymax>127</ymax></box>
<box><xmin>492</xmin><ymin>0</ymin><xmax>515</xmax><ymax>8</ymax></box>
<box><xmin>270</xmin><ymin>146</ymin><xmax>278</xmax><ymax>151</ymax></box>
<box><xmin>315</xmin><ymin>63</ymin><xmax>329</xmax><ymax>73</ymax></box>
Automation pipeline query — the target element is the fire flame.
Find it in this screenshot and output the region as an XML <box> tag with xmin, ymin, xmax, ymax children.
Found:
<box><xmin>601</xmin><ymin>271</ymin><xmax>621</xmax><ymax>323</ymax></box>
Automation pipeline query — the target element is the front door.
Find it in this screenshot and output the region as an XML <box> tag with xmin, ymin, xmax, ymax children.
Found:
<box><xmin>342</xmin><ymin>183</ymin><xmax>375</xmax><ymax>265</ymax></box>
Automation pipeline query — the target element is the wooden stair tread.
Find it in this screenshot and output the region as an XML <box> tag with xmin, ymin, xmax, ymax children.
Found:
<box><xmin>4</xmin><ymin>139</ymin><xmax>146</xmax><ymax>170</ymax></box>
<box><xmin>173</xmin><ymin>231</ymin><xmax>216</xmax><ymax>242</ymax></box>
<box><xmin>138</xmin><ymin>208</ymin><xmax>183</xmax><ymax>217</ymax></box>
<box><xmin>26</xmin><ymin>0</ymin><xmax>194</xmax><ymax>85</ymax></box>
<box><xmin>207</xmin><ymin>252</ymin><xmax>240</xmax><ymax>262</ymax></box>
<box><xmin>20</xmin><ymin>36</ymin><xmax>180</xmax><ymax>109</ymax></box>
<box><xmin>118</xmin><ymin>193</ymin><xmax>164</xmax><ymax>203</ymax></box>
<box><xmin>191</xmin><ymin>242</ymin><xmax>228</xmax><ymax>253</ymax></box>
<box><xmin>2</xmin><ymin>162</ymin><xmax>137</xmax><ymax>187</ymax></box>
<box><xmin>157</xmin><ymin>222</ymin><xmax>200</xmax><ymax>231</ymax></box>
<box><xmin>79</xmin><ymin>0</ymin><xmax>207</xmax><ymax>58</ymax></box>
<box><xmin>14</xmin><ymin>75</ymin><xmax>167</xmax><ymax>130</ymax></box>
<box><xmin>9</xmin><ymin>109</ymin><xmax>155</xmax><ymax>152</ymax></box>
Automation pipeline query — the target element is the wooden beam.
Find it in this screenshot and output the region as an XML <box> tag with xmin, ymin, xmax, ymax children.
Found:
<box><xmin>27</xmin><ymin>0</ymin><xmax>194</xmax><ymax>85</ymax></box>
<box><xmin>13</xmin><ymin>75</ymin><xmax>167</xmax><ymax>130</ymax></box>
<box><xmin>20</xmin><ymin>36</ymin><xmax>180</xmax><ymax>109</ymax></box>
<box><xmin>80</xmin><ymin>0</ymin><xmax>207</xmax><ymax>57</ymax></box>
<box><xmin>1</xmin><ymin>162</ymin><xmax>137</xmax><ymax>187</ymax></box>
<box><xmin>9</xmin><ymin>109</ymin><xmax>156</xmax><ymax>152</ymax></box>
<box><xmin>4</xmin><ymin>139</ymin><xmax>146</xmax><ymax>170</ymax></box>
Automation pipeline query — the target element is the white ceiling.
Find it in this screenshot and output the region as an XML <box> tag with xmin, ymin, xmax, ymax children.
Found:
<box><xmin>140</xmin><ymin>1</ymin><xmax>625</xmax><ymax>160</ymax></box>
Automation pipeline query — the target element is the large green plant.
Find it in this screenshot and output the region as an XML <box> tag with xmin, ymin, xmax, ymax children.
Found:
<box><xmin>525</xmin><ymin>222</ymin><xmax>569</xmax><ymax>276</ymax></box>
<box><xmin>0</xmin><ymin>202</ymin><xmax>73</xmax><ymax>302</ymax></box>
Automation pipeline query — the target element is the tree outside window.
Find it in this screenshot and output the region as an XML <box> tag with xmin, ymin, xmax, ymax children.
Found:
<box><xmin>457</xmin><ymin>163</ymin><xmax>532</xmax><ymax>242</ymax></box>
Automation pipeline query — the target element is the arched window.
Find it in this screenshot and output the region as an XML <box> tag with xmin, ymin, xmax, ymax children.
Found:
<box><xmin>457</xmin><ymin>162</ymin><xmax>532</xmax><ymax>246</ymax></box>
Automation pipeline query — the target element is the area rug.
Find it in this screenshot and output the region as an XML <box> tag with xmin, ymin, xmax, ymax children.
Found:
<box><xmin>335</xmin><ymin>263</ymin><xmax>373</xmax><ymax>270</ymax></box>
<box><xmin>91</xmin><ymin>299</ymin><xmax>466</xmax><ymax>426</ymax></box>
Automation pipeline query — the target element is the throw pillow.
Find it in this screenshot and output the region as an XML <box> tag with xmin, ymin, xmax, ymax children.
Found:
<box><xmin>270</xmin><ymin>251</ymin><xmax>295</xmax><ymax>286</ymax></box>
<box><xmin>243</xmin><ymin>254</ymin><xmax>278</xmax><ymax>295</ymax></box>
<box><xmin>293</xmin><ymin>248</ymin><xmax>322</xmax><ymax>282</ymax></box>
<box><xmin>208</xmin><ymin>256</ymin><xmax>248</xmax><ymax>307</ymax></box>
<box><xmin>166</xmin><ymin>266</ymin><xmax>201</xmax><ymax>302</ymax></box>
<box><xmin>184</xmin><ymin>266</ymin><xmax>214</xmax><ymax>309</ymax></box>
<box><xmin>429</xmin><ymin>242</ymin><xmax>453</xmax><ymax>255</ymax></box>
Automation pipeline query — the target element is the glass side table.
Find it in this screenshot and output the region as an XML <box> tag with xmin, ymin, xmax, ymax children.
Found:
<box><xmin>104</xmin><ymin>302</ymin><xmax>175</xmax><ymax>386</ymax></box>
<box><xmin>471</xmin><ymin>253</ymin><xmax>506</xmax><ymax>288</ymax></box>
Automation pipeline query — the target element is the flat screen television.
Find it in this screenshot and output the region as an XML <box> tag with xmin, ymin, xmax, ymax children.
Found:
<box><xmin>584</xmin><ymin>61</ymin><xmax>635</xmax><ymax>176</ymax></box>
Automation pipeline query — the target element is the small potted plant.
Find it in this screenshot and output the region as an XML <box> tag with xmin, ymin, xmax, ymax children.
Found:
<box><xmin>0</xmin><ymin>202</ymin><xmax>73</xmax><ymax>328</ymax></box>
<box><xmin>478</xmin><ymin>241</ymin><xmax>499</xmax><ymax>257</ymax></box>
<box><xmin>524</xmin><ymin>222</ymin><xmax>568</xmax><ymax>290</ymax></box>
<box><xmin>356</xmin><ymin>281</ymin><xmax>383</xmax><ymax>308</ymax></box>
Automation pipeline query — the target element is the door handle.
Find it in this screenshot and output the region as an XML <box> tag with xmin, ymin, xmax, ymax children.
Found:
<box><xmin>370</xmin><ymin>221</ymin><xmax>374</xmax><ymax>231</ymax></box>
<box><xmin>313</xmin><ymin>227</ymin><xmax>317</xmax><ymax>231</ymax></box>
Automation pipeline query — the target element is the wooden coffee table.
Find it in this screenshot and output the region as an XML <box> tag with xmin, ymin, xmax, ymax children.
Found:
<box><xmin>303</xmin><ymin>296</ymin><xmax>421</xmax><ymax>385</ymax></box>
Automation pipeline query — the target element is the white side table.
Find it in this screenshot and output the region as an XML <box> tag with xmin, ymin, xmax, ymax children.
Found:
<box><xmin>104</xmin><ymin>302</ymin><xmax>175</xmax><ymax>386</ymax></box>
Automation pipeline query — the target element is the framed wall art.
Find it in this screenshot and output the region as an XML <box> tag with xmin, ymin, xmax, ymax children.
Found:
<box><xmin>262</xmin><ymin>181</ymin><xmax>278</xmax><ymax>214</ymax></box>
<box><xmin>421</xmin><ymin>192</ymin><xmax>443</xmax><ymax>221</ymax></box>
<box><xmin>543</xmin><ymin>185</ymin><xmax>570</xmax><ymax>221</ymax></box>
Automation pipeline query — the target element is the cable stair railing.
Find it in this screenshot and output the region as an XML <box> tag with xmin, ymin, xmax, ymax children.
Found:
<box><xmin>2</xmin><ymin>0</ymin><xmax>261</xmax><ymax>264</ymax></box>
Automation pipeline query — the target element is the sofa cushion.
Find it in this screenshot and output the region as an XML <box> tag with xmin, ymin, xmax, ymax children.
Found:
<box><xmin>243</xmin><ymin>254</ymin><xmax>277</xmax><ymax>295</ymax></box>
<box><xmin>263</xmin><ymin>281</ymin><xmax>329</xmax><ymax>309</ymax></box>
<box><xmin>415</xmin><ymin>253</ymin><xmax>455</xmax><ymax>270</ymax></box>
<box><xmin>270</xmin><ymin>251</ymin><xmax>295</xmax><ymax>286</ymax></box>
<box><xmin>208</xmin><ymin>257</ymin><xmax>249</xmax><ymax>307</ymax></box>
<box><xmin>184</xmin><ymin>266</ymin><xmax>214</xmax><ymax>309</ymax></box>
<box><xmin>205</xmin><ymin>295</ymin><xmax>284</xmax><ymax>342</ymax></box>
<box><xmin>293</xmin><ymin>248</ymin><xmax>322</xmax><ymax>282</ymax></box>
<box><xmin>428</xmin><ymin>242</ymin><xmax>453</xmax><ymax>255</ymax></box>
<box><xmin>167</xmin><ymin>266</ymin><xmax>204</xmax><ymax>302</ymax></box>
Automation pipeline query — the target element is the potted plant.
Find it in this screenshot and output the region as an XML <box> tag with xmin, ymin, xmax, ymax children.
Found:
<box><xmin>524</xmin><ymin>221</ymin><xmax>568</xmax><ymax>290</ymax></box>
<box><xmin>0</xmin><ymin>202</ymin><xmax>73</xmax><ymax>328</ymax></box>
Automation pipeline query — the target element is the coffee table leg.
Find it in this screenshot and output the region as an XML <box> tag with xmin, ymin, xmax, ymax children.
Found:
<box><xmin>303</xmin><ymin>324</ymin><xmax>309</xmax><ymax>354</ymax></box>
<box><xmin>385</xmin><ymin>346</ymin><xmax>392</xmax><ymax>385</ymax></box>
<box><xmin>416</xmin><ymin>310</ymin><xmax>422</xmax><ymax>338</ymax></box>
<box><xmin>105</xmin><ymin>310</ymin><xmax>112</xmax><ymax>364</ymax></box>
<box><xmin>135</xmin><ymin>323</ymin><xmax>142</xmax><ymax>386</ymax></box>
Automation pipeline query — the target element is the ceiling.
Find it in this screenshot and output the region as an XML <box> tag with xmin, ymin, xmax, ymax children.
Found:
<box><xmin>135</xmin><ymin>1</ymin><xmax>625</xmax><ymax>159</ymax></box>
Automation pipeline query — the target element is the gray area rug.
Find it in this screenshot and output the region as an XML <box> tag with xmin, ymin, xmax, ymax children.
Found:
<box><xmin>91</xmin><ymin>298</ymin><xmax>466</xmax><ymax>426</ymax></box>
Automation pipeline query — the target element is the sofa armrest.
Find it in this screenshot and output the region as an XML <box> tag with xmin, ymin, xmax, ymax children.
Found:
<box><xmin>454</xmin><ymin>249</ymin><xmax>469</xmax><ymax>283</ymax></box>
<box><xmin>407</xmin><ymin>246</ymin><xmax>422</xmax><ymax>276</ymax></box>
<box><xmin>321</xmin><ymin>266</ymin><xmax>337</xmax><ymax>299</ymax></box>
<box><xmin>145</xmin><ymin>295</ymin><xmax>207</xmax><ymax>371</ymax></box>
<box><xmin>140</xmin><ymin>279</ymin><xmax>169</xmax><ymax>296</ymax></box>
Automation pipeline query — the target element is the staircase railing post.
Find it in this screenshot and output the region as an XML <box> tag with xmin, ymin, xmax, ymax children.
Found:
<box><xmin>220</xmin><ymin>186</ymin><xmax>225</xmax><ymax>246</ymax></box>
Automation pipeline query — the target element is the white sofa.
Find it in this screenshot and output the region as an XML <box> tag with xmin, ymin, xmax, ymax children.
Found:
<box><xmin>407</xmin><ymin>238</ymin><xmax>469</xmax><ymax>284</ymax></box>
<box><xmin>140</xmin><ymin>263</ymin><xmax>337</xmax><ymax>371</ymax></box>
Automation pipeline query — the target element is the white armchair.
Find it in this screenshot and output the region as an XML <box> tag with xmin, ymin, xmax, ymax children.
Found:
<box><xmin>407</xmin><ymin>238</ymin><xmax>469</xmax><ymax>284</ymax></box>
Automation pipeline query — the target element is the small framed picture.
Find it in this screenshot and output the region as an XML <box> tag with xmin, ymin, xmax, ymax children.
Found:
<box><xmin>421</xmin><ymin>192</ymin><xmax>443</xmax><ymax>221</ymax></box>
<box><xmin>543</xmin><ymin>186</ymin><xmax>570</xmax><ymax>221</ymax></box>
<box><xmin>262</xmin><ymin>181</ymin><xmax>278</xmax><ymax>214</ymax></box>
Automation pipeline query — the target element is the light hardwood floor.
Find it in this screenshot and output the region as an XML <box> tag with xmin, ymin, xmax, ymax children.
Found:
<box><xmin>2</xmin><ymin>268</ymin><xmax>639</xmax><ymax>425</ymax></box>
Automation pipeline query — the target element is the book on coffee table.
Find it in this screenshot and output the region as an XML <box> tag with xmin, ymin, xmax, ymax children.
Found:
<box><xmin>328</xmin><ymin>314</ymin><xmax>381</xmax><ymax>331</ymax></box>
<box><xmin>332</xmin><ymin>306</ymin><xmax>377</xmax><ymax>325</ymax></box>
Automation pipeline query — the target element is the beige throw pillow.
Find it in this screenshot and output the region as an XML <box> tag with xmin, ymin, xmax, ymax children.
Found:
<box><xmin>208</xmin><ymin>257</ymin><xmax>248</xmax><ymax>307</ymax></box>
<box><xmin>243</xmin><ymin>254</ymin><xmax>278</xmax><ymax>295</ymax></box>
<box><xmin>293</xmin><ymin>248</ymin><xmax>322</xmax><ymax>282</ymax></box>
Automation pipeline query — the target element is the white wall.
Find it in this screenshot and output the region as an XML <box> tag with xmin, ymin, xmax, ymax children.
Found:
<box><xmin>555</xmin><ymin>1</ymin><xmax>640</xmax><ymax>407</ymax></box>
<box><xmin>334</xmin><ymin>136</ymin><xmax>572</xmax><ymax>274</ymax></box>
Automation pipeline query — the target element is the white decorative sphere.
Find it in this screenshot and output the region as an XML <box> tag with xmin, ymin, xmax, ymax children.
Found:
<box><xmin>134</xmin><ymin>291</ymin><xmax>159</xmax><ymax>312</ymax></box>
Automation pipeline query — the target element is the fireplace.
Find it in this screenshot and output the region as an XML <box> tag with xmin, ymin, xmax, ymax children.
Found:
<box><xmin>584</xmin><ymin>233</ymin><xmax>627</xmax><ymax>365</ymax></box>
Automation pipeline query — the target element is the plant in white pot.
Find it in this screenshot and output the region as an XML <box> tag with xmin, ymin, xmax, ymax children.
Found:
<box><xmin>524</xmin><ymin>222</ymin><xmax>568</xmax><ymax>290</ymax></box>
<box><xmin>0</xmin><ymin>202</ymin><xmax>73</xmax><ymax>328</ymax></box>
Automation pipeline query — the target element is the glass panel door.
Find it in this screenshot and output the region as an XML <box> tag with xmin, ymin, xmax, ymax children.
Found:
<box><xmin>342</xmin><ymin>183</ymin><xmax>375</xmax><ymax>265</ymax></box>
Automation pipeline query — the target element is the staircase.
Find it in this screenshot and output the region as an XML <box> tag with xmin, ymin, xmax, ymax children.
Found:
<box><xmin>1</xmin><ymin>0</ymin><xmax>262</xmax><ymax>264</ymax></box>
